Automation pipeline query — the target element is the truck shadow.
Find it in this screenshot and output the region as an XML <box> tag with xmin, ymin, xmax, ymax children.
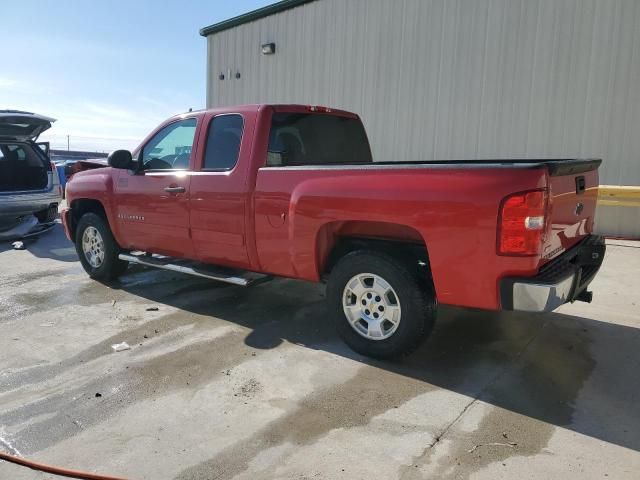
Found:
<box><xmin>0</xmin><ymin>222</ymin><xmax>78</xmax><ymax>262</ymax></box>
<box><xmin>112</xmin><ymin>270</ymin><xmax>640</xmax><ymax>454</ymax></box>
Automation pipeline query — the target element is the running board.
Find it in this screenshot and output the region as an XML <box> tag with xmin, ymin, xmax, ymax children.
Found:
<box><xmin>118</xmin><ymin>252</ymin><xmax>272</xmax><ymax>287</ymax></box>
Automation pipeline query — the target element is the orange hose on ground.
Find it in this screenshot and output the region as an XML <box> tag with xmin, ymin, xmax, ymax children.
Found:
<box><xmin>0</xmin><ymin>451</ymin><xmax>128</xmax><ymax>480</ymax></box>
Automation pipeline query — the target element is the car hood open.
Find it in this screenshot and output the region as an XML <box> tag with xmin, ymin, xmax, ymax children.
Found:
<box><xmin>0</xmin><ymin>110</ymin><xmax>56</xmax><ymax>141</ymax></box>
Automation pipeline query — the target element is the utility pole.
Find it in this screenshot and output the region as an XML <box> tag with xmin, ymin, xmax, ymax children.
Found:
<box><xmin>67</xmin><ymin>135</ymin><xmax>70</xmax><ymax>152</ymax></box>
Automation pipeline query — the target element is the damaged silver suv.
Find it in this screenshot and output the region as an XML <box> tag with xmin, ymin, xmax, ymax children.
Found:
<box><xmin>0</xmin><ymin>110</ymin><xmax>62</xmax><ymax>239</ymax></box>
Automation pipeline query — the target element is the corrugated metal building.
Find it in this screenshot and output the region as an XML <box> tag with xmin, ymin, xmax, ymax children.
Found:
<box><xmin>201</xmin><ymin>0</ymin><xmax>640</xmax><ymax>237</ymax></box>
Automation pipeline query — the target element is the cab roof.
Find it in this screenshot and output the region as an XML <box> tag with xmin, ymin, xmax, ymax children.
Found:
<box><xmin>169</xmin><ymin>104</ymin><xmax>359</xmax><ymax>121</ymax></box>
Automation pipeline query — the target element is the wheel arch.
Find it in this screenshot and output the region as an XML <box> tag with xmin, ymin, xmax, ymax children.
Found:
<box><xmin>68</xmin><ymin>198</ymin><xmax>110</xmax><ymax>240</ymax></box>
<box><xmin>316</xmin><ymin>221</ymin><xmax>435</xmax><ymax>291</ymax></box>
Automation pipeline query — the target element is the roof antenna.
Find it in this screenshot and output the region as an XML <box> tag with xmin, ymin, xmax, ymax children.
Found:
<box><xmin>188</xmin><ymin>107</ymin><xmax>193</xmax><ymax>112</ymax></box>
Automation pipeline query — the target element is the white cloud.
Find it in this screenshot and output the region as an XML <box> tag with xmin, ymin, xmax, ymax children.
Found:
<box><xmin>84</xmin><ymin>102</ymin><xmax>136</xmax><ymax>119</ymax></box>
<box><xmin>39</xmin><ymin>133</ymin><xmax>137</xmax><ymax>153</ymax></box>
<box><xmin>0</xmin><ymin>76</ymin><xmax>200</xmax><ymax>152</ymax></box>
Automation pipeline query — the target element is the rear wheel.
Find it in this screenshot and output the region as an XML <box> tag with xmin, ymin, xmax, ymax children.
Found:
<box><xmin>75</xmin><ymin>213</ymin><xmax>128</xmax><ymax>280</ymax></box>
<box><xmin>327</xmin><ymin>250</ymin><xmax>436</xmax><ymax>359</ymax></box>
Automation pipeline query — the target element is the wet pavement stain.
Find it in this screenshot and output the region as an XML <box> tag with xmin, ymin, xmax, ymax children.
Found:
<box><xmin>166</xmin><ymin>305</ymin><xmax>550</xmax><ymax>479</ymax></box>
<box><xmin>0</xmin><ymin>275</ymin><xmax>330</xmax><ymax>454</ymax></box>
<box><xmin>403</xmin><ymin>406</ymin><xmax>555</xmax><ymax>480</ymax></box>
<box><xmin>8</xmin><ymin>268</ymin><xmax>228</xmax><ymax>315</ymax></box>
<box><xmin>0</xmin><ymin>275</ymin><xmax>318</xmax><ymax>393</ymax></box>
<box><xmin>0</xmin><ymin>329</ymin><xmax>253</xmax><ymax>453</ymax></box>
<box><xmin>0</xmin><ymin>267</ymin><xmax>81</xmax><ymax>322</ymax></box>
<box><xmin>174</xmin><ymin>367</ymin><xmax>435</xmax><ymax>480</ymax></box>
<box><xmin>3</xmin><ymin>241</ymin><xmax>638</xmax><ymax>480</ymax></box>
<box><xmin>0</xmin><ymin>267</ymin><xmax>77</xmax><ymax>289</ymax></box>
<box><xmin>400</xmin><ymin>318</ymin><xmax>596</xmax><ymax>480</ymax></box>
<box><xmin>0</xmin><ymin>311</ymin><xmax>202</xmax><ymax>393</ymax></box>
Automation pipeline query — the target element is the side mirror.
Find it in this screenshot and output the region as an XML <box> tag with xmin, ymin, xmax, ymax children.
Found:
<box><xmin>108</xmin><ymin>150</ymin><xmax>134</xmax><ymax>169</ymax></box>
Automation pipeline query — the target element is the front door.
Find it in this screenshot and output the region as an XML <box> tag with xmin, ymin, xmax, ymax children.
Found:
<box><xmin>190</xmin><ymin>113</ymin><xmax>250</xmax><ymax>268</ymax></box>
<box><xmin>114</xmin><ymin>117</ymin><xmax>198</xmax><ymax>258</ymax></box>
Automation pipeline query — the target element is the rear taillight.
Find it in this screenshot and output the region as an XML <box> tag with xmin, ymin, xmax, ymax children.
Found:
<box><xmin>498</xmin><ymin>190</ymin><xmax>547</xmax><ymax>256</ymax></box>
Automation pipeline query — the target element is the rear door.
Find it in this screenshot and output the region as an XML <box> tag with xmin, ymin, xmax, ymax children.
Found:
<box><xmin>114</xmin><ymin>117</ymin><xmax>198</xmax><ymax>258</ymax></box>
<box><xmin>541</xmin><ymin>160</ymin><xmax>601</xmax><ymax>262</ymax></box>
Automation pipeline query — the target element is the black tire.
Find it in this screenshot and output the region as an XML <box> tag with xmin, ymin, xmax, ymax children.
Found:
<box><xmin>75</xmin><ymin>212</ymin><xmax>128</xmax><ymax>280</ymax></box>
<box><xmin>35</xmin><ymin>205</ymin><xmax>58</xmax><ymax>223</ymax></box>
<box><xmin>327</xmin><ymin>250</ymin><xmax>436</xmax><ymax>359</ymax></box>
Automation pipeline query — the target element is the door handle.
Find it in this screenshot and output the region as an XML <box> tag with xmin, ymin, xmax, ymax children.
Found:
<box><xmin>164</xmin><ymin>186</ymin><xmax>186</xmax><ymax>194</ymax></box>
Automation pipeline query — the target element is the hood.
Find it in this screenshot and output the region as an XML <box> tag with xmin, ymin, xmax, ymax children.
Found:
<box><xmin>0</xmin><ymin>110</ymin><xmax>56</xmax><ymax>141</ymax></box>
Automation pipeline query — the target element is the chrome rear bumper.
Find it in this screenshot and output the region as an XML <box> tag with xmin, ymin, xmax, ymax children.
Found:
<box><xmin>500</xmin><ymin>235</ymin><xmax>606</xmax><ymax>312</ymax></box>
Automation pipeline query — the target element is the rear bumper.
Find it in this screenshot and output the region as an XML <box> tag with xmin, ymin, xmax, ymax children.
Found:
<box><xmin>500</xmin><ymin>235</ymin><xmax>606</xmax><ymax>312</ymax></box>
<box><xmin>0</xmin><ymin>189</ymin><xmax>62</xmax><ymax>218</ymax></box>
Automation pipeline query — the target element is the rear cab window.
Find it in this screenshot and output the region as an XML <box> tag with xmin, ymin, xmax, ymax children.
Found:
<box><xmin>266</xmin><ymin>112</ymin><xmax>372</xmax><ymax>166</ymax></box>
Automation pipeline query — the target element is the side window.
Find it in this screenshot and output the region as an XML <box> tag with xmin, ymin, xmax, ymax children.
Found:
<box><xmin>203</xmin><ymin>114</ymin><xmax>243</xmax><ymax>170</ymax></box>
<box><xmin>141</xmin><ymin>118</ymin><xmax>197</xmax><ymax>170</ymax></box>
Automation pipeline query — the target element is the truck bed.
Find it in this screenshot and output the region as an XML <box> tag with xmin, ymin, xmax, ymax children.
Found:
<box><xmin>274</xmin><ymin>158</ymin><xmax>602</xmax><ymax>176</ymax></box>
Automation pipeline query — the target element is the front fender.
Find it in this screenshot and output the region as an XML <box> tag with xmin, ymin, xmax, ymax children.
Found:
<box><xmin>66</xmin><ymin>168</ymin><xmax>121</xmax><ymax>243</ymax></box>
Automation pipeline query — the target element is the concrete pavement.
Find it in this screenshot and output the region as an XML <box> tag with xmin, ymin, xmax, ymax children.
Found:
<box><xmin>0</xmin><ymin>225</ymin><xmax>638</xmax><ymax>479</ymax></box>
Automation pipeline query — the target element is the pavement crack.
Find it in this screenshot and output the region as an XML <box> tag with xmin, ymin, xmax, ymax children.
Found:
<box><xmin>400</xmin><ymin>320</ymin><xmax>550</xmax><ymax>478</ymax></box>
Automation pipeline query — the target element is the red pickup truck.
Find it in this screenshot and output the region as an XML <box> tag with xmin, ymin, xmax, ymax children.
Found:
<box><xmin>62</xmin><ymin>104</ymin><xmax>605</xmax><ymax>358</ymax></box>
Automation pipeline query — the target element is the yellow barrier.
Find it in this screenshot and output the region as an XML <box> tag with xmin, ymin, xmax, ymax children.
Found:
<box><xmin>597</xmin><ymin>185</ymin><xmax>640</xmax><ymax>207</ymax></box>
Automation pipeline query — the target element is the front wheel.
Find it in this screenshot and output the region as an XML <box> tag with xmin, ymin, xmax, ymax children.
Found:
<box><xmin>75</xmin><ymin>213</ymin><xmax>128</xmax><ymax>280</ymax></box>
<box><xmin>327</xmin><ymin>250</ymin><xmax>436</xmax><ymax>359</ymax></box>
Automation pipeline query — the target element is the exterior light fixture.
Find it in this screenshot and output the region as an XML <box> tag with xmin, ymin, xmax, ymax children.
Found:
<box><xmin>261</xmin><ymin>43</ymin><xmax>276</xmax><ymax>55</ymax></box>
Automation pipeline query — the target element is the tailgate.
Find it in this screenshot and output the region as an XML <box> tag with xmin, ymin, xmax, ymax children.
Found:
<box><xmin>541</xmin><ymin>159</ymin><xmax>601</xmax><ymax>263</ymax></box>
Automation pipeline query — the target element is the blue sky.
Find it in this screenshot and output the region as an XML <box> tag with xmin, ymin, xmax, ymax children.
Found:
<box><xmin>0</xmin><ymin>0</ymin><xmax>272</xmax><ymax>152</ymax></box>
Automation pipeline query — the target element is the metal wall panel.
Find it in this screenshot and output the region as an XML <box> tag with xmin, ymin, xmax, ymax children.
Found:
<box><xmin>206</xmin><ymin>0</ymin><xmax>640</xmax><ymax>236</ymax></box>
